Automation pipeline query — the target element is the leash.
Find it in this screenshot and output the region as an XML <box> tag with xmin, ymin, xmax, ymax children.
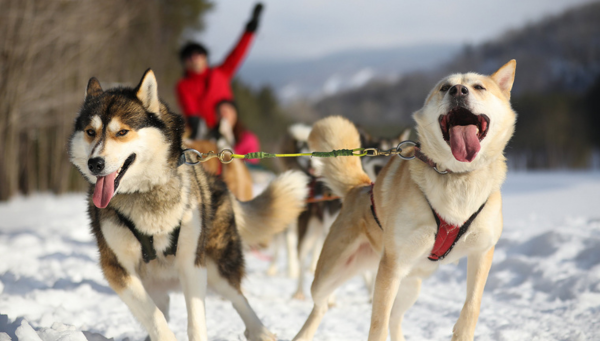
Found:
<box><xmin>178</xmin><ymin>140</ymin><xmax>426</xmax><ymax>167</ymax></box>
<box><xmin>178</xmin><ymin>140</ymin><xmax>452</xmax><ymax>175</ymax></box>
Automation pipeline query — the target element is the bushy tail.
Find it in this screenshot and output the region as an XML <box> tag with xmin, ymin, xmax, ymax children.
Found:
<box><xmin>233</xmin><ymin>170</ymin><xmax>309</xmax><ymax>246</ymax></box>
<box><xmin>308</xmin><ymin>116</ymin><xmax>371</xmax><ymax>198</ymax></box>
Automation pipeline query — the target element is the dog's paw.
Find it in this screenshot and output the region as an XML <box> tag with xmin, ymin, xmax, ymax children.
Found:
<box><xmin>292</xmin><ymin>290</ymin><xmax>306</xmax><ymax>300</ymax></box>
<box><xmin>451</xmin><ymin>314</ymin><xmax>476</xmax><ymax>341</ymax></box>
<box><xmin>147</xmin><ymin>333</ymin><xmax>177</xmax><ymax>341</ymax></box>
<box><xmin>450</xmin><ymin>325</ymin><xmax>474</xmax><ymax>341</ymax></box>
<box><xmin>450</xmin><ymin>335</ymin><xmax>473</xmax><ymax>341</ymax></box>
<box><xmin>244</xmin><ymin>327</ymin><xmax>276</xmax><ymax>341</ymax></box>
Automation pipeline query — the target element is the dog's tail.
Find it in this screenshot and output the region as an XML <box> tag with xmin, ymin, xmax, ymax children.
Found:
<box><xmin>233</xmin><ymin>170</ymin><xmax>309</xmax><ymax>246</ymax></box>
<box><xmin>309</xmin><ymin>116</ymin><xmax>372</xmax><ymax>198</ymax></box>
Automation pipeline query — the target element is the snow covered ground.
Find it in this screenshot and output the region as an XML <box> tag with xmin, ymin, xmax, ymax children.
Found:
<box><xmin>1</xmin><ymin>171</ymin><xmax>600</xmax><ymax>341</ymax></box>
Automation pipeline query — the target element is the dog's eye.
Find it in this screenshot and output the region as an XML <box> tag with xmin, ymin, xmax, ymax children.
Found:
<box><xmin>440</xmin><ymin>84</ymin><xmax>450</xmax><ymax>92</ymax></box>
<box><xmin>86</xmin><ymin>129</ymin><xmax>96</xmax><ymax>137</ymax></box>
<box><xmin>474</xmin><ymin>84</ymin><xmax>486</xmax><ymax>91</ymax></box>
<box><xmin>117</xmin><ymin>130</ymin><xmax>129</xmax><ymax>137</ymax></box>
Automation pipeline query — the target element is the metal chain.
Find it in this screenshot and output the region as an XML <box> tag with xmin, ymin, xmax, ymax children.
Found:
<box><xmin>362</xmin><ymin>140</ymin><xmax>418</xmax><ymax>160</ymax></box>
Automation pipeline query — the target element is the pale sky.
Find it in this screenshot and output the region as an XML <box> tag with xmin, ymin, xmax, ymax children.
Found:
<box><xmin>195</xmin><ymin>0</ymin><xmax>594</xmax><ymax>63</ymax></box>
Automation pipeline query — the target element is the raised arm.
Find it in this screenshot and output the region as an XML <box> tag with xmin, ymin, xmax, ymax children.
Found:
<box><xmin>218</xmin><ymin>3</ymin><xmax>263</xmax><ymax>79</ymax></box>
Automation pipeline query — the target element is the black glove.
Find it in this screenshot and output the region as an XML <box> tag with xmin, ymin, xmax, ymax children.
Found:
<box><xmin>245</xmin><ymin>3</ymin><xmax>264</xmax><ymax>33</ymax></box>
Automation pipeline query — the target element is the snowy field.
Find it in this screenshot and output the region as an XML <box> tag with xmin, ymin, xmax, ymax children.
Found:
<box><xmin>1</xmin><ymin>171</ymin><xmax>600</xmax><ymax>341</ymax></box>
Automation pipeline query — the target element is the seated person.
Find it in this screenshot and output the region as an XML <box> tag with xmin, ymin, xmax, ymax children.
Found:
<box><xmin>215</xmin><ymin>100</ymin><xmax>261</xmax><ymax>164</ymax></box>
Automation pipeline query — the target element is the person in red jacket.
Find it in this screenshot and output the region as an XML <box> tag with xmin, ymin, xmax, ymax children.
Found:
<box><xmin>177</xmin><ymin>3</ymin><xmax>263</xmax><ymax>139</ymax></box>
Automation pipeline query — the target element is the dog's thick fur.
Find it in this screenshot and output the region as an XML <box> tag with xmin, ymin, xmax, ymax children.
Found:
<box><xmin>293</xmin><ymin>60</ymin><xmax>517</xmax><ymax>341</ymax></box>
<box><xmin>69</xmin><ymin>69</ymin><xmax>308</xmax><ymax>341</ymax></box>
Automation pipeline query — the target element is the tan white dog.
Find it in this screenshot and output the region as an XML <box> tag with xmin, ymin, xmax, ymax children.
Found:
<box><xmin>293</xmin><ymin>60</ymin><xmax>517</xmax><ymax>341</ymax></box>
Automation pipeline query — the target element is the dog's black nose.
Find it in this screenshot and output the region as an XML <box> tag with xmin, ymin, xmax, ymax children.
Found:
<box><xmin>449</xmin><ymin>84</ymin><xmax>469</xmax><ymax>97</ymax></box>
<box><xmin>88</xmin><ymin>157</ymin><xmax>105</xmax><ymax>174</ymax></box>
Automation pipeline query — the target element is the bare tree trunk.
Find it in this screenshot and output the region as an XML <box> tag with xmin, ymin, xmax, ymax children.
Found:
<box><xmin>0</xmin><ymin>0</ymin><xmax>211</xmax><ymax>201</ymax></box>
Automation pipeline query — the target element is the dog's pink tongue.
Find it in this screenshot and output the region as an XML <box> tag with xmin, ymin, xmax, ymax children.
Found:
<box><xmin>92</xmin><ymin>171</ymin><xmax>117</xmax><ymax>208</ymax></box>
<box><xmin>449</xmin><ymin>125</ymin><xmax>480</xmax><ymax>162</ymax></box>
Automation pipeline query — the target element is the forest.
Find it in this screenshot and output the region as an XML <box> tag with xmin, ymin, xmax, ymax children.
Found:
<box><xmin>1</xmin><ymin>1</ymin><xmax>598</xmax><ymax>201</ymax></box>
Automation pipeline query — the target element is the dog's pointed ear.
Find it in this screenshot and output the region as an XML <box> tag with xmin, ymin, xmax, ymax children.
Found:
<box><xmin>491</xmin><ymin>59</ymin><xmax>516</xmax><ymax>100</ymax></box>
<box><xmin>86</xmin><ymin>77</ymin><xmax>103</xmax><ymax>99</ymax></box>
<box><xmin>136</xmin><ymin>69</ymin><xmax>160</xmax><ymax>113</ymax></box>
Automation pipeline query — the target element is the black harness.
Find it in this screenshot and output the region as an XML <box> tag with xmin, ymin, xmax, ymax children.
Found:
<box><xmin>115</xmin><ymin>210</ymin><xmax>181</xmax><ymax>263</ymax></box>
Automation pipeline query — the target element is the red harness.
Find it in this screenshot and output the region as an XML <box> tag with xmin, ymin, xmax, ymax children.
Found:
<box><xmin>427</xmin><ymin>203</ymin><xmax>486</xmax><ymax>261</ymax></box>
<box><xmin>369</xmin><ymin>183</ymin><xmax>486</xmax><ymax>262</ymax></box>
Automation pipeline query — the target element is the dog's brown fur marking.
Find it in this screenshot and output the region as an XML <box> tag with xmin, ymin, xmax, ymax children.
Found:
<box><xmin>88</xmin><ymin>200</ymin><xmax>129</xmax><ymax>292</ymax></box>
<box><xmin>204</xmin><ymin>176</ymin><xmax>245</xmax><ymax>291</ymax></box>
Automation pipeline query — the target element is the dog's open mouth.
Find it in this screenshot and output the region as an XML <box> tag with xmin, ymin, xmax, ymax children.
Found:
<box><xmin>92</xmin><ymin>154</ymin><xmax>136</xmax><ymax>208</ymax></box>
<box><xmin>439</xmin><ymin>108</ymin><xmax>489</xmax><ymax>162</ymax></box>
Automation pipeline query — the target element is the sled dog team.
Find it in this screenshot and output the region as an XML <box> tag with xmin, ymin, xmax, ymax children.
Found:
<box><xmin>69</xmin><ymin>58</ymin><xmax>517</xmax><ymax>340</ymax></box>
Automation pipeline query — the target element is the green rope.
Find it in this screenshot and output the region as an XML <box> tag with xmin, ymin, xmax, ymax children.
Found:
<box><xmin>312</xmin><ymin>149</ymin><xmax>359</xmax><ymax>157</ymax></box>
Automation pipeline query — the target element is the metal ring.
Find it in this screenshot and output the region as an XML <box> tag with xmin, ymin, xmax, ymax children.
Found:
<box><xmin>219</xmin><ymin>149</ymin><xmax>234</xmax><ymax>164</ymax></box>
<box><xmin>433</xmin><ymin>166</ymin><xmax>449</xmax><ymax>175</ymax></box>
<box><xmin>395</xmin><ymin>140</ymin><xmax>418</xmax><ymax>160</ymax></box>
<box><xmin>181</xmin><ymin>148</ymin><xmax>203</xmax><ymax>165</ymax></box>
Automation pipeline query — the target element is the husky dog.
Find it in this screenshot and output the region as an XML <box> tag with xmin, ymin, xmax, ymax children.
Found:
<box><xmin>293</xmin><ymin>60</ymin><xmax>517</xmax><ymax>341</ymax></box>
<box><xmin>275</xmin><ymin>124</ymin><xmax>342</xmax><ymax>299</ymax></box>
<box><xmin>274</xmin><ymin>124</ymin><xmax>409</xmax><ymax>300</ymax></box>
<box><xmin>69</xmin><ymin>69</ymin><xmax>308</xmax><ymax>341</ymax></box>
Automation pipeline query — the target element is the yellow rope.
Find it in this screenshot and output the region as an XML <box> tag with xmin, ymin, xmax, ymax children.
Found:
<box><xmin>230</xmin><ymin>148</ymin><xmax>368</xmax><ymax>160</ymax></box>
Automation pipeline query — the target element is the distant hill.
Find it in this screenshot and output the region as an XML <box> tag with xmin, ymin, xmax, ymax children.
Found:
<box><xmin>238</xmin><ymin>43</ymin><xmax>461</xmax><ymax>102</ymax></box>
<box><xmin>309</xmin><ymin>1</ymin><xmax>600</xmax><ymax>128</ymax></box>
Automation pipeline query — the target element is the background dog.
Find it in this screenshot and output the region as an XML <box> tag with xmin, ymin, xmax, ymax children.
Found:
<box><xmin>69</xmin><ymin>69</ymin><xmax>309</xmax><ymax>341</ymax></box>
<box><xmin>272</xmin><ymin>123</ymin><xmax>409</xmax><ymax>301</ymax></box>
<box><xmin>275</xmin><ymin>123</ymin><xmax>342</xmax><ymax>301</ymax></box>
<box><xmin>293</xmin><ymin>60</ymin><xmax>517</xmax><ymax>341</ymax></box>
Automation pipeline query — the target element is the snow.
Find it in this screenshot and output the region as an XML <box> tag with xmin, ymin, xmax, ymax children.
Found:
<box><xmin>1</xmin><ymin>171</ymin><xmax>600</xmax><ymax>340</ymax></box>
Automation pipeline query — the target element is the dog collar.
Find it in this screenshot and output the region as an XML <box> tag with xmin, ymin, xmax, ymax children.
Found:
<box><xmin>177</xmin><ymin>149</ymin><xmax>190</xmax><ymax>167</ymax></box>
<box><xmin>428</xmin><ymin>201</ymin><xmax>486</xmax><ymax>261</ymax></box>
<box><xmin>413</xmin><ymin>146</ymin><xmax>453</xmax><ymax>174</ymax></box>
